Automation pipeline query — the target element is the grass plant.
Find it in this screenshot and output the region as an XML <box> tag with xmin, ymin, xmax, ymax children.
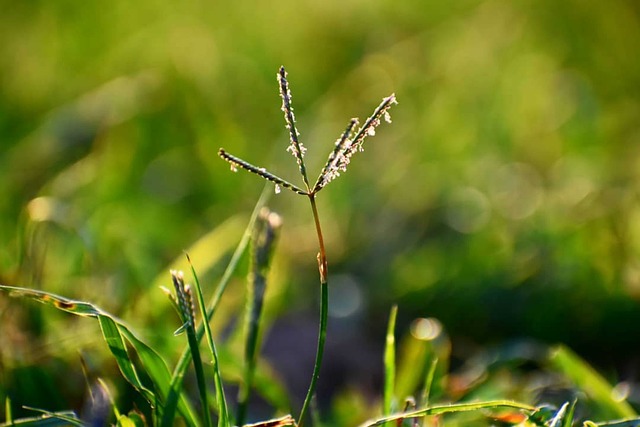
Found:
<box><xmin>219</xmin><ymin>66</ymin><xmax>396</xmax><ymax>427</ymax></box>
<box><xmin>2</xmin><ymin>66</ymin><xmax>640</xmax><ymax>427</ymax></box>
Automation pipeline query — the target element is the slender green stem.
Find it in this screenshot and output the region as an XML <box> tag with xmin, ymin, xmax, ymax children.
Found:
<box><xmin>298</xmin><ymin>195</ymin><xmax>328</xmax><ymax>427</ymax></box>
<box><xmin>308</xmin><ymin>195</ymin><xmax>328</xmax><ymax>283</ymax></box>
<box><xmin>185</xmin><ymin>325</ymin><xmax>212</xmax><ymax>427</ymax></box>
<box><xmin>383</xmin><ymin>305</ymin><xmax>398</xmax><ymax>421</ymax></box>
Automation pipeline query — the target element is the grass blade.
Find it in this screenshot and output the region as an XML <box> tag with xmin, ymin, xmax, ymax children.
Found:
<box><xmin>169</xmin><ymin>271</ymin><xmax>212</xmax><ymax>427</ymax></box>
<box><xmin>357</xmin><ymin>400</ymin><xmax>536</xmax><ymax>427</ymax></box>
<box><xmin>420</xmin><ymin>357</ymin><xmax>438</xmax><ymax>408</ymax></box>
<box><xmin>561</xmin><ymin>400</ymin><xmax>578</xmax><ymax>427</ymax></box>
<box><xmin>187</xmin><ymin>257</ymin><xmax>230</xmax><ymax>427</ymax></box>
<box><xmin>0</xmin><ymin>410</ymin><xmax>81</xmax><ymax>427</ymax></box>
<box><xmin>97</xmin><ymin>315</ymin><xmax>156</xmax><ymax>405</ymax></box>
<box><xmin>549</xmin><ymin>402</ymin><xmax>569</xmax><ymax>427</ymax></box>
<box><xmin>383</xmin><ymin>305</ymin><xmax>398</xmax><ymax>419</ymax></box>
<box><xmin>0</xmin><ymin>284</ymin><xmax>198</xmax><ymax>426</ymax></box>
<box><xmin>161</xmin><ymin>186</ymin><xmax>271</xmax><ymax>427</ymax></box>
<box><xmin>549</xmin><ymin>345</ymin><xmax>636</xmax><ymax>419</ymax></box>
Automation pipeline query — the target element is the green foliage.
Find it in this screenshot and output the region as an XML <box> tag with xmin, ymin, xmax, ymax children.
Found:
<box><xmin>2</xmin><ymin>1</ymin><xmax>640</xmax><ymax>424</ymax></box>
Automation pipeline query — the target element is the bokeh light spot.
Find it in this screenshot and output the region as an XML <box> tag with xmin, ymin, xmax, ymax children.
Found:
<box><xmin>411</xmin><ymin>317</ymin><xmax>443</xmax><ymax>341</ymax></box>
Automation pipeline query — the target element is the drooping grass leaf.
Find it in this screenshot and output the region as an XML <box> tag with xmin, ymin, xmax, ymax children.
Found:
<box><xmin>0</xmin><ymin>284</ymin><xmax>198</xmax><ymax>426</ymax></box>
<box><xmin>97</xmin><ymin>315</ymin><xmax>155</xmax><ymax>405</ymax></box>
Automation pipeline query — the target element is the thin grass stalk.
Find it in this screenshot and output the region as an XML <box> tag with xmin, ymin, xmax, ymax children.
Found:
<box><xmin>162</xmin><ymin>186</ymin><xmax>271</xmax><ymax>427</ymax></box>
<box><xmin>237</xmin><ymin>209</ymin><xmax>282</xmax><ymax>426</ymax></box>
<box><xmin>187</xmin><ymin>255</ymin><xmax>230</xmax><ymax>427</ymax></box>
<box><xmin>420</xmin><ymin>356</ymin><xmax>438</xmax><ymax>426</ymax></box>
<box><xmin>298</xmin><ymin>195</ymin><xmax>328</xmax><ymax>427</ymax></box>
<box><xmin>383</xmin><ymin>305</ymin><xmax>398</xmax><ymax>422</ymax></box>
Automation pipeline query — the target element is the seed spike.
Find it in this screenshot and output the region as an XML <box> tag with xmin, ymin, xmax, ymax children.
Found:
<box><xmin>312</xmin><ymin>118</ymin><xmax>359</xmax><ymax>193</ymax></box>
<box><xmin>312</xmin><ymin>94</ymin><xmax>397</xmax><ymax>193</ymax></box>
<box><xmin>278</xmin><ymin>66</ymin><xmax>310</xmax><ymax>190</ymax></box>
<box><xmin>218</xmin><ymin>148</ymin><xmax>308</xmax><ymax>195</ymax></box>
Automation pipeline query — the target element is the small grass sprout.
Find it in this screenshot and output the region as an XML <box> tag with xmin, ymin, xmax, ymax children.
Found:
<box><xmin>219</xmin><ymin>65</ymin><xmax>396</xmax><ymax>427</ymax></box>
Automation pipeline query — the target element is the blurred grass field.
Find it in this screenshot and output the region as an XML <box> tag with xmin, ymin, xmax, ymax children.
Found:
<box><xmin>1</xmin><ymin>0</ymin><xmax>640</xmax><ymax>424</ymax></box>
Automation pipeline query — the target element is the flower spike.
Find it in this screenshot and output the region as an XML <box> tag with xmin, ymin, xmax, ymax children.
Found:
<box><xmin>218</xmin><ymin>149</ymin><xmax>307</xmax><ymax>195</ymax></box>
<box><xmin>313</xmin><ymin>94</ymin><xmax>397</xmax><ymax>192</ymax></box>
<box><xmin>278</xmin><ymin>66</ymin><xmax>311</xmax><ymax>190</ymax></box>
<box><xmin>219</xmin><ymin>68</ymin><xmax>396</xmax><ymax>197</ymax></box>
<box><xmin>312</xmin><ymin>118</ymin><xmax>359</xmax><ymax>193</ymax></box>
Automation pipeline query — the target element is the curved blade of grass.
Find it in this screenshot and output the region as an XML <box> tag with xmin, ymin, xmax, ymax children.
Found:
<box><xmin>161</xmin><ymin>186</ymin><xmax>271</xmax><ymax>427</ymax></box>
<box><xmin>0</xmin><ymin>410</ymin><xmax>81</xmax><ymax>427</ymax></box>
<box><xmin>548</xmin><ymin>345</ymin><xmax>636</xmax><ymax>419</ymax></box>
<box><xmin>383</xmin><ymin>305</ymin><xmax>398</xmax><ymax>420</ymax></box>
<box><xmin>97</xmin><ymin>315</ymin><xmax>156</xmax><ymax>405</ymax></box>
<box><xmin>0</xmin><ymin>284</ymin><xmax>198</xmax><ymax>426</ymax></box>
<box><xmin>188</xmin><ymin>256</ymin><xmax>229</xmax><ymax>427</ymax></box>
<box><xmin>117</xmin><ymin>327</ymin><xmax>196</xmax><ymax>423</ymax></box>
<box><xmin>357</xmin><ymin>400</ymin><xmax>536</xmax><ymax>427</ymax></box>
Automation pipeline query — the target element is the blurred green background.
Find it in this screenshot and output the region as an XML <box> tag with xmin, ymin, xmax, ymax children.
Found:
<box><xmin>2</xmin><ymin>0</ymin><xmax>640</xmax><ymax>422</ymax></box>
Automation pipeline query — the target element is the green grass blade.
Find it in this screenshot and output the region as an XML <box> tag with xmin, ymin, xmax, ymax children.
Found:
<box><xmin>383</xmin><ymin>305</ymin><xmax>398</xmax><ymax>419</ymax></box>
<box><xmin>561</xmin><ymin>400</ymin><xmax>578</xmax><ymax>427</ymax></box>
<box><xmin>4</xmin><ymin>409</ymin><xmax>82</xmax><ymax>427</ymax></box>
<box><xmin>549</xmin><ymin>345</ymin><xmax>636</xmax><ymax>419</ymax></box>
<box><xmin>357</xmin><ymin>400</ymin><xmax>536</xmax><ymax>427</ymax></box>
<box><xmin>161</xmin><ymin>186</ymin><xmax>271</xmax><ymax>427</ymax></box>
<box><xmin>549</xmin><ymin>402</ymin><xmax>569</xmax><ymax>427</ymax></box>
<box><xmin>186</xmin><ymin>321</ymin><xmax>212</xmax><ymax>427</ymax></box>
<box><xmin>117</xmin><ymin>326</ymin><xmax>197</xmax><ymax>425</ymax></box>
<box><xmin>420</xmin><ymin>356</ymin><xmax>438</xmax><ymax>408</ymax></box>
<box><xmin>0</xmin><ymin>285</ymin><xmax>101</xmax><ymax>317</ymax></box>
<box><xmin>97</xmin><ymin>315</ymin><xmax>156</xmax><ymax>405</ymax></box>
<box><xmin>188</xmin><ymin>257</ymin><xmax>230</xmax><ymax>427</ymax></box>
<box><xmin>592</xmin><ymin>418</ymin><xmax>640</xmax><ymax>426</ymax></box>
<box><xmin>0</xmin><ymin>284</ymin><xmax>198</xmax><ymax>426</ymax></box>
